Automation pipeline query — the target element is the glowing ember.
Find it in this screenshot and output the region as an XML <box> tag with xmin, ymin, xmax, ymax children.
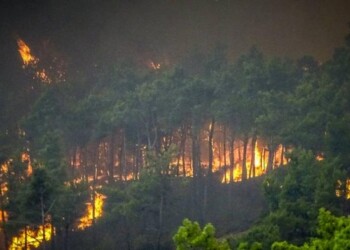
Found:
<box><xmin>316</xmin><ymin>154</ymin><xmax>324</xmax><ymax>161</ymax></box>
<box><xmin>9</xmin><ymin>223</ymin><xmax>53</xmax><ymax>250</ymax></box>
<box><xmin>149</xmin><ymin>61</ymin><xmax>161</xmax><ymax>70</ymax></box>
<box><xmin>77</xmin><ymin>191</ymin><xmax>106</xmax><ymax>230</ymax></box>
<box><xmin>35</xmin><ymin>69</ymin><xmax>52</xmax><ymax>84</ymax></box>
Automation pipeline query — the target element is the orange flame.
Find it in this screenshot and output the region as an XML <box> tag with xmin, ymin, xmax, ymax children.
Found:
<box><xmin>21</xmin><ymin>152</ymin><xmax>33</xmax><ymax>176</ymax></box>
<box><xmin>17</xmin><ymin>39</ymin><xmax>39</xmax><ymax>67</ymax></box>
<box><xmin>218</xmin><ymin>143</ymin><xmax>286</xmax><ymax>183</ymax></box>
<box><xmin>16</xmin><ymin>38</ymin><xmax>52</xmax><ymax>84</ymax></box>
<box><xmin>0</xmin><ymin>162</ymin><xmax>8</xmax><ymax>235</ymax></box>
<box><xmin>77</xmin><ymin>191</ymin><xmax>106</xmax><ymax>230</ymax></box>
<box><xmin>336</xmin><ymin>179</ymin><xmax>350</xmax><ymax>199</ymax></box>
<box><xmin>9</xmin><ymin>224</ymin><xmax>53</xmax><ymax>250</ymax></box>
<box><xmin>0</xmin><ymin>211</ymin><xmax>8</xmax><ymax>223</ymax></box>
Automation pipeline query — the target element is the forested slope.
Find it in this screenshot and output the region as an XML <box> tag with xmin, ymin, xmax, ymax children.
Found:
<box><xmin>1</xmin><ymin>23</ymin><xmax>350</xmax><ymax>250</ymax></box>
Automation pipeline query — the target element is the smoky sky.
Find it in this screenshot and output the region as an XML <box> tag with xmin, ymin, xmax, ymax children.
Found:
<box><xmin>1</xmin><ymin>0</ymin><xmax>350</xmax><ymax>68</ymax></box>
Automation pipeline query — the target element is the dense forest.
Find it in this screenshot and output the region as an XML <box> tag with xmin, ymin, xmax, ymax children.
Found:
<box><xmin>1</xmin><ymin>1</ymin><xmax>350</xmax><ymax>250</ymax></box>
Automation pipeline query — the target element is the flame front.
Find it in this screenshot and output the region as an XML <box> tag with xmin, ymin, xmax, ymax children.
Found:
<box><xmin>9</xmin><ymin>224</ymin><xmax>53</xmax><ymax>250</ymax></box>
<box><xmin>77</xmin><ymin>191</ymin><xmax>106</xmax><ymax>230</ymax></box>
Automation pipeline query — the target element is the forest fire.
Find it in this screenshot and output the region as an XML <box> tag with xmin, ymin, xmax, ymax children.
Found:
<box><xmin>77</xmin><ymin>191</ymin><xmax>106</xmax><ymax>230</ymax></box>
<box><xmin>9</xmin><ymin>224</ymin><xmax>53</xmax><ymax>250</ymax></box>
<box><xmin>16</xmin><ymin>38</ymin><xmax>52</xmax><ymax>84</ymax></box>
<box><xmin>219</xmin><ymin>143</ymin><xmax>285</xmax><ymax>183</ymax></box>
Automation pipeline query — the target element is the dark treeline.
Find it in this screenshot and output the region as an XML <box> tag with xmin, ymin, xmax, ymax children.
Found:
<box><xmin>1</xmin><ymin>31</ymin><xmax>350</xmax><ymax>249</ymax></box>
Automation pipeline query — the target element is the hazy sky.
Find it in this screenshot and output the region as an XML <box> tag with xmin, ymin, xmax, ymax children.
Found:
<box><xmin>1</xmin><ymin>0</ymin><xmax>350</xmax><ymax>67</ymax></box>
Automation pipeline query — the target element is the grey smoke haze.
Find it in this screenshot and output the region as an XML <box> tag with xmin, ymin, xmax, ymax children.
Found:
<box><xmin>1</xmin><ymin>0</ymin><xmax>350</xmax><ymax>66</ymax></box>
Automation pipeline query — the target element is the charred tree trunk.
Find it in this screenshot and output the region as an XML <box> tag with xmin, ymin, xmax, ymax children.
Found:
<box><xmin>229</xmin><ymin>136</ymin><xmax>235</xmax><ymax>183</ymax></box>
<box><xmin>181</xmin><ymin>125</ymin><xmax>188</xmax><ymax>176</ymax></box>
<box><xmin>280</xmin><ymin>145</ymin><xmax>284</xmax><ymax>165</ymax></box>
<box><xmin>64</xmin><ymin>223</ymin><xmax>69</xmax><ymax>250</ymax></box>
<box><xmin>50</xmin><ymin>222</ymin><xmax>55</xmax><ymax>250</ymax></box>
<box><xmin>192</xmin><ymin>130</ymin><xmax>201</xmax><ymax>179</ymax></box>
<box><xmin>83</xmin><ymin>149</ymin><xmax>88</xmax><ymax>184</ymax></box>
<box><xmin>108</xmin><ymin>134</ymin><xmax>115</xmax><ymax>184</ymax></box>
<box><xmin>208</xmin><ymin>118</ymin><xmax>215</xmax><ymax>177</ymax></box>
<box><xmin>267</xmin><ymin>144</ymin><xmax>277</xmax><ymax>172</ymax></box>
<box><xmin>250</xmin><ymin>134</ymin><xmax>257</xmax><ymax>178</ymax></box>
<box><xmin>156</xmin><ymin>192</ymin><xmax>164</xmax><ymax>250</ymax></box>
<box><xmin>135</xmin><ymin>129</ymin><xmax>142</xmax><ymax>180</ymax></box>
<box><xmin>40</xmin><ymin>189</ymin><xmax>46</xmax><ymax>250</ymax></box>
<box><xmin>177</xmin><ymin>125</ymin><xmax>187</xmax><ymax>176</ymax></box>
<box><xmin>242</xmin><ymin>136</ymin><xmax>249</xmax><ymax>181</ymax></box>
<box><xmin>261</xmin><ymin>147</ymin><xmax>264</xmax><ymax>171</ymax></box>
<box><xmin>191</xmin><ymin>120</ymin><xmax>202</xmax><ymax>222</ymax></box>
<box><xmin>203</xmin><ymin>118</ymin><xmax>215</xmax><ymax>222</ymax></box>
<box><xmin>118</xmin><ymin>130</ymin><xmax>125</xmax><ymax>181</ymax></box>
<box><xmin>223</xmin><ymin>125</ymin><xmax>227</xmax><ymax>183</ymax></box>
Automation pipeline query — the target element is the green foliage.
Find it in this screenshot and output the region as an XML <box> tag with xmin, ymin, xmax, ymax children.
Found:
<box><xmin>271</xmin><ymin>208</ymin><xmax>350</xmax><ymax>250</ymax></box>
<box><xmin>242</xmin><ymin>149</ymin><xmax>344</xmax><ymax>248</ymax></box>
<box><xmin>2</xmin><ymin>27</ymin><xmax>350</xmax><ymax>249</ymax></box>
<box><xmin>236</xmin><ymin>224</ymin><xmax>280</xmax><ymax>250</ymax></box>
<box><xmin>173</xmin><ymin>219</ymin><xmax>230</xmax><ymax>250</ymax></box>
<box><xmin>237</xmin><ymin>241</ymin><xmax>263</xmax><ymax>250</ymax></box>
<box><xmin>18</xmin><ymin>167</ymin><xmax>55</xmax><ymax>224</ymax></box>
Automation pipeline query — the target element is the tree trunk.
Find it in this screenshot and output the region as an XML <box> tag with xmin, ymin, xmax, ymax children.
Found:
<box><xmin>250</xmin><ymin>134</ymin><xmax>257</xmax><ymax>178</ymax></box>
<box><xmin>267</xmin><ymin>144</ymin><xmax>276</xmax><ymax>172</ymax></box>
<box><xmin>229</xmin><ymin>137</ymin><xmax>235</xmax><ymax>183</ymax></box>
<box><xmin>208</xmin><ymin>118</ymin><xmax>215</xmax><ymax>177</ymax></box>
<box><xmin>261</xmin><ymin>147</ymin><xmax>264</xmax><ymax>171</ymax></box>
<box><xmin>223</xmin><ymin>125</ymin><xmax>227</xmax><ymax>183</ymax></box>
<box><xmin>51</xmin><ymin>222</ymin><xmax>55</xmax><ymax>250</ymax></box>
<box><xmin>118</xmin><ymin>130</ymin><xmax>125</xmax><ymax>181</ymax></box>
<box><xmin>242</xmin><ymin>136</ymin><xmax>249</xmax><ymax>181</ymax></box>
<box><xmin>192</xmin><ymin>129</ymin><xmax>201</xmax><ymax>178</ymax></box>
<box><xmin>40</xmin><ymin>189</ymin><xmax>46</xmax><ymax>250</ymax></box>
<box><xmin>280</xmin><ymin>145</ymin><xmax>284</xmax><ymax>165</ymax></box>
<box><xmin>83</xmin><ymin>149</ymin><xmax>88</xmax><ymax>184</ymax></box>
<box><xmin>64</xmin><ymin>224</ymin><xmax>69</xmax><ymax>250</ymax></box>
<box><xmin>181</xmin><ymin>125</ymin><xmax>187</xmax><ymax>176</ymax></box>
<box><xmin>108</xmin><ymin>134</ymin><xmax>115</xmax><ymax>184</ymax></box>
<box><xmin>157</xmin><ymin>192</ymin><xmax>164</xmax><ymax>250</ymax></box>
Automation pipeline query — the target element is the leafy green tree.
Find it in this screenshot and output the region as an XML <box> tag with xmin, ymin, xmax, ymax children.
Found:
<box><xmin>173</xmin><ymin>218</ymin><xmax>230</xmax><ymax>250</ymax></box>
<box><xmin>271</xmin><ymin>208</ymin><xmax>350</xmax><ymax>250</ymax></box>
